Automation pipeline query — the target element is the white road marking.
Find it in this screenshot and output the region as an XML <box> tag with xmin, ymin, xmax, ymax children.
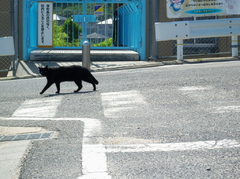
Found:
<box><xmin>101</xmin><ymin>90</ymin><xmax>146</xmax><ymax>118</ymax></box>
<box><xmin>80</xmin><ymin>144</ymin><xmax>111</xmax><ymax>179</ymax></box>
<box><xmin>6</xmin><ymin>117</ymin><xmax>111</xmax><ymax>179</ymax></box>
<box><xmin>104</xmin><ymin>139</ymin><xmax>240</xmax><ymax>153</ymax></box>
<box><xmin>211</xmin><ymin>106</ymin><xmax>240</xmax><ymax>113</ymax></box>
<box><xmin>179</xmin><ymin>86</ymin><xmax>212</xmax><ymax>91</ymax></box>
<box><xmin>12</xmin><ymin>96</ymin><xmax>62</xmax><ymax>118</ymax></box>
<box><xmin>179</xmin><ymin>86</ymin><xmax>240</xmax><ymax>114</ymax></box>
<box><xmin>77</xmin><ymin>118</ymin><xmax>111</xmax><ymax>179</ymax></box>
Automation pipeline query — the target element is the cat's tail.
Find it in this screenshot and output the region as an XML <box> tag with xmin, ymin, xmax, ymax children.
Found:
<box><xmin>89</xmin><ymin>72</ymin><xmax>99</xmax><ymax>85</ymax></box>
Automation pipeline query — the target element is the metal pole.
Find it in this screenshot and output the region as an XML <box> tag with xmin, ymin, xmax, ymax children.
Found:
<box><xmin>148</xmin><ymin>0</ymin><xmax>159</xmax><ymax>61</ymax></box>
<box><xmin>10</xmin><ymin>0</ymin><xmax>16</xmax><ymax>76</ymax></box>
<box><xmin>82</xmin><ymin>2</ymin><xmax>87</xmax><ymax>42</ymax></box>
<box><xmin>231</xmin><ymin>36</ymin><xmax>238</xmax><ymax>58</ymax></box>
<box><xmin>177</xmin><ymin>39</ymin><xmax>183</xmax><ymax>61</ymax></box>
<box><xmin>82</xmin><ymin>40</ymin><xmax>90</xmax><ymax>69</ymax></box>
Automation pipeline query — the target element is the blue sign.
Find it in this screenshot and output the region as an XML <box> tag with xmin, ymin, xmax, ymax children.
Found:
<box><xmin>185</xmin><ymin>9</ymin><xmax>223</xmax><ymax>15</ymax></box>
<box><xmin>94</xmin><ymin>5</ymin><xmax>103</xmax><ymax>15</ymax></box>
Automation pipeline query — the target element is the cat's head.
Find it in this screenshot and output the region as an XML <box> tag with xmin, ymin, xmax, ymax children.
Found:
<box><xmin>38</xmin><ymin>66</ymin><xmax>50</xmax><ymax>76</ymax></box>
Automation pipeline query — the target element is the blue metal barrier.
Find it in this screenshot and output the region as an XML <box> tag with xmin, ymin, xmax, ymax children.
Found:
<box><xmin>22</xmin><ymin>0</ymin><xmax>146</xmax><ymax>61</ymax></box>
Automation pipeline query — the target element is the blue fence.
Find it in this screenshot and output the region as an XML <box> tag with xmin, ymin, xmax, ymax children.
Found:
<box><xmin>115</xmin><ymin>3</ymin><xmax>140</xmax><ymax>48</ymax></box>
<box><xmin>22</xmin><ymin>0</ymin><xmax>146</xmax><ymax>60</ymax></box>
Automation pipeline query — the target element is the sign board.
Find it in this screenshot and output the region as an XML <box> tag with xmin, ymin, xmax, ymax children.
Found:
<box><xmin>0</xmin><ymin>37</ymin><xmax>15</xmax><ymax>56</ymax></box>
<box><xmin>38</xmin><ymin>2</ymin><xmax>53</xmax><ymax>48</ymax></box>
<box><xmin>94</xmin><ymin>5</ymin><xmax>104</xmax><ymax>15</ymax></box>
<box><xmin>167</xmin><ymin>0</ymin><xmax>240</xmax><ymax>18</ymax></box>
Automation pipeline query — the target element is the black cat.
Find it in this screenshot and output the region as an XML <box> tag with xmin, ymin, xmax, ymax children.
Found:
<box><xmin>38</xmin><ymin>65</ymin><xmax>99</xmax><ymax>94</ymax></box>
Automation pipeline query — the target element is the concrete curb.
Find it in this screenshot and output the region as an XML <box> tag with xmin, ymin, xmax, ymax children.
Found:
<box><xmin>182</xmin><ymin>57</ymin><xmax>240</xmax><ymax>63</ymax></box>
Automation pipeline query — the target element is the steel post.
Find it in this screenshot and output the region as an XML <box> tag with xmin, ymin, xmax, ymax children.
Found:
<box><xmin>82</xmin><ymin>40</ymin><xmax>90</xmax><ymax>70</ymax></box>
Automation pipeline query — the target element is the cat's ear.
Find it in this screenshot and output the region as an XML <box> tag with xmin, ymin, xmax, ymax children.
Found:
<box><xmin>45</xmin><ymin>65</ymin><xmax>48</xmax><ymax>69</ymax></box>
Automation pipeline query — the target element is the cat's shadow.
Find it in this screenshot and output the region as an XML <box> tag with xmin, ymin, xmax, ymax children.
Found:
<box><xmin>44</xmin><ymin>90</ymin><xmax>98</xmax><ymax>97</ymax></box>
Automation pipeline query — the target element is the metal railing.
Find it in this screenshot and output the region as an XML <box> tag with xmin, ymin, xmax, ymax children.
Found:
<box><xmin>52</xmin><ymin>2</ymin><xmax>141</xmax><ymax>50</ymax></box>
<box><xmin>23</xmin><ymin>0</ymin><xmax>146</xmax><ymax>60</ymax></box>
<box><xmin>155</xmin><ymin>18</ymin><xmax>240</xmax><ymax>60</ymax></box>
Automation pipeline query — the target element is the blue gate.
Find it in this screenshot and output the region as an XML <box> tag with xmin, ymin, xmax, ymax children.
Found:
<box><xmin>22</xmin><ymin>0</ymin><xmax>146</xmax><ymax>60</ymax></box>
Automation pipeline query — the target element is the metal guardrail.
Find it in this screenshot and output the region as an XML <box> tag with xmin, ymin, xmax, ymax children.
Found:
<box><xmin>155</xmin><ymin>18</ymin><xmax>240</xmax><ymax>60</ymax></box>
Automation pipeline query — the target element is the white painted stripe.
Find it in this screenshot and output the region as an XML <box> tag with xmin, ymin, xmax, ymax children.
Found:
<box><xmin>79</xmin><ymin>118</ymin><xmax>102</xmax><ymax>144</ymax></box>
<box><xmin>12</xmin><ymin>97</ymin><xmax>62</xmax><ymax>118</ymax></box>
<box><xmin>101</xmin><ymin>90</ymin><xmax>146</xmax><ymax>118</ymax></box>
<box><xmin>179</xmin><ymin>86</ymin><xmax>212</xmax><ymax>91</ymax></box>
<box><xmin>76</xmin><ymin>118</ymin><xmax>111</xmax><ymax>179</ymax></box>
<box><xmin>80</xmin><ymin>144</ymin><xmax>111</xmax><ymax>179</ymax></box>
<box><xmin>211</xmin><ymin>106</ymin><xmax>240</xmax><ymax>113</ymax></box>
<box><xmin>2</xmin><ymin>117</ymin><xmax>97</xmax><ymax>121</ymax></box>
<box><xmin>105</xmin><ymin>139</ymin><xmax>240</xmax><ymax>153</ymax></box>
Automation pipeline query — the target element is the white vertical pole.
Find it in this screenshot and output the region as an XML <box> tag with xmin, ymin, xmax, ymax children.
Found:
<box><xmin>177</xmin><ymin>39</ymin><xmax>183</xmax><ymax>61</ymax></box>
<box><xmin>232</xmin><ymin>36</ymin><xmax>238</xmax><ymax>58</ymax></box>
<box><xmin>82</xmin><ymin>40</ymin><xmax>91</xmax><ymax>70</ymax></box>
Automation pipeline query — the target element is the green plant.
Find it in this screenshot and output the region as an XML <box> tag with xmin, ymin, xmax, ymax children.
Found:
<box><xmin>53</xmin><ymin>21</ymin><xmax>68</xmax><ymax>46</ymax></box>
<box><xmin>63</xmin><ymin>18</ymin><xmax>82</xmax><ymax>43</ymax></box>
<box><xmin>93</xmin><ymin>38</ymin><xmax>113</xmax><ymax>47</ymax></box>
<box><xmin>53</xmin><ymin>20</ymin><xmax>82</xmax><ymax>47</ymax></box>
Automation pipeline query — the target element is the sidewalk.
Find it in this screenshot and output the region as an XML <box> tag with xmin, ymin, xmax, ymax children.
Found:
<box><xmin>1</xmin><ymin>56</ymin><xmax>239</xmax><ymax>80</ymax></box>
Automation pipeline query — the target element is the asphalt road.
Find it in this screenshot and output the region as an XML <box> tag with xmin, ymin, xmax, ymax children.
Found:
<box><xmin>0</xmin><ymin>61</ymin><xmax>240</xmax><ymax>179</ymax></box>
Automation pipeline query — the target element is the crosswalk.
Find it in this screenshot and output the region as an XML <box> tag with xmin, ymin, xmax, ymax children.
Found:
<box><xmin>179</xmin><ymin>85</ymin><xmax>240</xmax><ymax>113</ymax></box>
<box><xmin>101</xmin><ymin>90</ymin><xmax>146</xmax><ymax>118</ymax></box>
<box><xmin>12</xmin><ymin>96</ymin><xmax>62</xmax><ymax>118</ymax></box>
<box><xmin>8</xmin><ymin>86</ymin><xmax>240</xmax><ymax>120</ymax></box>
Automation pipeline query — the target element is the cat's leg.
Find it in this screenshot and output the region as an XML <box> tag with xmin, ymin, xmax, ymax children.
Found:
<box><xmin>83</xmin><ymin>79</ymin><xmax>96</xmax><ymax>91</ymax></box>
<box><xmin>40</xmin><ymin>82</ymin><xmax>53</xmax><ymax>94</ymax></box>
<box><xmin>74</xmin><ymin>80</ymin><xmax>82</xmax><ymax>93</ymax></box>
<box><xmin>55</xmin><ymin>82</ymin><xmax>60</xmax><ymax>93</ymax></box>
<box><xmin>92</xmin><ymin>83</ymin><xmax>96</xmax><ymax>91</ymax></box>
